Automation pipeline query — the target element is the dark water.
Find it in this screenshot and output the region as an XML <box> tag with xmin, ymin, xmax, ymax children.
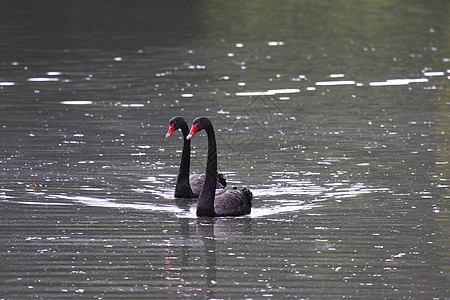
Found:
<box><xmin>1</xmin><ymin>0</ymin><xmax>448</xmax><ymax>298</ymax></box>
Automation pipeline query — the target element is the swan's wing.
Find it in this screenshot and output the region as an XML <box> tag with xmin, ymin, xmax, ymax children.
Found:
<box><xmin>214</xmin><ymin>188</ymin><xmax>228</xmax><ymax>196</ymax></box>
<box><xmin>189</xmin><ymin>173</ymin><xmax>205</xmax><ymax>197</ymax></box>
<box><xmin>214</xmin><ymin>188</ymin><xmax>252</xmax><ymax>216</ymax></box>
<box><xmin>190</xmin><ymin>173</ymin><xmax>227</xmax><ymax>197</ymax></box>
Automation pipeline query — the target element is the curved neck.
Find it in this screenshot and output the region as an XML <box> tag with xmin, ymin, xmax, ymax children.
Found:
<box><xmin>178</xmin><ymin>122</ymin><xmax>191</xmax><ymax>176</ymax></box>
<box><xmin>197</xmin><ymin>125</ymin><xmax>218</xmax><ymax>216</ymax></box>
<box><xmin>175</xmin><ymin>122</ymin><xmax>193</xmax><ymax>197</ymax></box>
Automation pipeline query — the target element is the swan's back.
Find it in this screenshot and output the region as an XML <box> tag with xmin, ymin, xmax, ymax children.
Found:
<box><xmin>213</xmin><ymin>187</ymin><xmax>252</xmax><ymax>216</ymax></box>
<box><xmin>190</xmin><ymin>173</ymin><xmax>227</xmax><ymax>197</ymax></box>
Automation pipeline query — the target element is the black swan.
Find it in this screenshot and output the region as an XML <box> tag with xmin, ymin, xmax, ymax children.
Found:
<box><xmin>166</xmin><ymin>116</ymin><xmax>226</xmax><ymax>198</ymax></box>
<box><xmin>186</xmin><ymin>117</ymin><xmax>252</xmax><ymax>217</ymax></box>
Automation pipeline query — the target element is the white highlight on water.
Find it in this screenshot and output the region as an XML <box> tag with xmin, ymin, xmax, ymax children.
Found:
<box><xmin>60</xmin><ymin>101</ymin><xmax>93</xmax><ymax>105</ymax></box>
<box><xmin>315</xmin><ymin>80</ymin><xmax>356</xmax><ymax>86</ymax></box>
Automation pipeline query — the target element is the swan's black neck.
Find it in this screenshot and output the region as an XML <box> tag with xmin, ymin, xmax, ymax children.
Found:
<box><xmin>175</xmin><ymin>121</ymin><xmax>194</xmax><ymax>198</ymax></box>
<box><xmin>197</xmin><ymin>124</ymin><xmax>218</xmax><ymax>216</ymax></box>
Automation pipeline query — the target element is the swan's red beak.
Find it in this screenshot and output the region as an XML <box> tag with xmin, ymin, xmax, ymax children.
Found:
<box><xmin>186</xmin><ymin>123</ymin><xmax>198</xmax><ymax>140</ymax></box>
<box><xmin>166</xmin><ymin>123</ymin><xmax>175</xmax><ymax>138</ymax></box>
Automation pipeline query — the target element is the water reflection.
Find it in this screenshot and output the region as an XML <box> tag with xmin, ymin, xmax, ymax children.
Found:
<box><xmin>196</xmin><ymin>219</ymin><xmax>218</xmax><ymax>298</ymax></box>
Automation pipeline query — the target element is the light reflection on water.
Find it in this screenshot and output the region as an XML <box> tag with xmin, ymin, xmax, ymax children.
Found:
<box><xmin>60</xmin><ymin>100</ymin><xmax>93</xmax><ymax>105</ymax></box>
<box><xmin>1</xmin><ymin>175</ymin><xmax>391</xmax><ymax>220</ymax></box>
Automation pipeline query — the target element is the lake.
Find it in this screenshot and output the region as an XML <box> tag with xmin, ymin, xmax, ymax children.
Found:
<box><xmin>0</xmin><ymin>0</ymin><xmax>448</xmax><ymax>298</ymax></box>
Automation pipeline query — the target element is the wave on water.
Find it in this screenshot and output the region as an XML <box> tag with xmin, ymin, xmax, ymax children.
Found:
<box><xmin>1</xmin><ymin>179</ymin><xmax>390</xmax><ymax>218</ymax></box>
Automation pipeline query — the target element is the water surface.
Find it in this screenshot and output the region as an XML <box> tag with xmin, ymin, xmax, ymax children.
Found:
<box><xmin>0</xmin><ymin>0</ymin><xmax>448</xmax><ymax>298</ymax></box>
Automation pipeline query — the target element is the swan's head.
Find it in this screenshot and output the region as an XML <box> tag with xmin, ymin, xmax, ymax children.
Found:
<box><xmin>166</xmin><ymin>116</ymin><xmax>186</xmax><ymax>138</ymax></box>
<box><xmin>187</xmin><ymin>116</ymin><xmax>211</xmax><ymax>140</ymax></box>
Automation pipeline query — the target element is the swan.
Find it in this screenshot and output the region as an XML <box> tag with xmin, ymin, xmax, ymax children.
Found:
<box><xmin>166</xmin><ymin>116</ymin><xmax>226</xmax><ymax>198</ymax></box>
<box><xmin>186</xmin><ymin>117</ymin><xmax>252</xmax><ymax>217</ymax></box>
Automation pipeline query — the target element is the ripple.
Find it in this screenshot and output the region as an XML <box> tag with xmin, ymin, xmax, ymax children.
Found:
<box><xmin>236</xmin><ymin>88</ymin><xmax>300</xmax><ymax>97</ymax></box>
<box><xmin>252</xmin><ymin>186</ymin><xmax>326</xmax><ymax>197</ymax></box>
<box><xmin>0</xmin><ymin>192</ymin><xmax>14</xmax><ymax>199</ymax></box>
<box><xmin>47</xmin><ymin>194</ymin><xmax>187</xmax><ymax>213</ymax></box>
<box><xmin>2</xmin><ymin>178</ymin><xmax>390</xmax><ymax>219</ymax></box>
<box><xmin>250</xmin><ymin>203</ymin><xmax>320</xmax><ymax>217</ymax></box>
<box><xmin>236</xmin><ymin>91</ymin><xmax>276</xmax><ymax>96</ymax></box>
<box><xmin>10</xmin><ymin>199</ymin><xmax>71</xmax><ymax>206</ymax></box>
<box><xmin>267</xmin><ymin>88</ymin><xmax>300</xmax><ymax>94</ymax></box>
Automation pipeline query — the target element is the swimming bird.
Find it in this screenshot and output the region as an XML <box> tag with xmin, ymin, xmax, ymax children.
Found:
<box><xmin>187</xmin><ymin>117</ymin><xmax>252</xmax><ymax>216</ymax></box>
<box><xmin>166</xmin><ymin>116</ymin><xmax>226</xmax><ymax>198</ymax></box>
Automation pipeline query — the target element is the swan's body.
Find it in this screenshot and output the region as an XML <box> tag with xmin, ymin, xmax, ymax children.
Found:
<box><xmin>189</xmin><ymin>173</ymin><xmax>226</xmax><ymax>197</ymax></box>
<box><xmin>187</xmin><ymin>117</ymin><xmax>252</xmax><ymax>217</ymax></box>
<box><xmin>208</xmin><ymin>187</ymin><xmax>253</xmax><ymax>216</ymax></box>
<box><xmin>166</xmin><ymin>116</ymin><xmax>226</xmax><ymax>198</ymax></box>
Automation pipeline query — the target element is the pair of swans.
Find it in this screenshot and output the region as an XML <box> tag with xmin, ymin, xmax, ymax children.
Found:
<box><xmin>166</xmin><ymin>116</ymin><xmax>252</xmax><ymax>217</ymax></box>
